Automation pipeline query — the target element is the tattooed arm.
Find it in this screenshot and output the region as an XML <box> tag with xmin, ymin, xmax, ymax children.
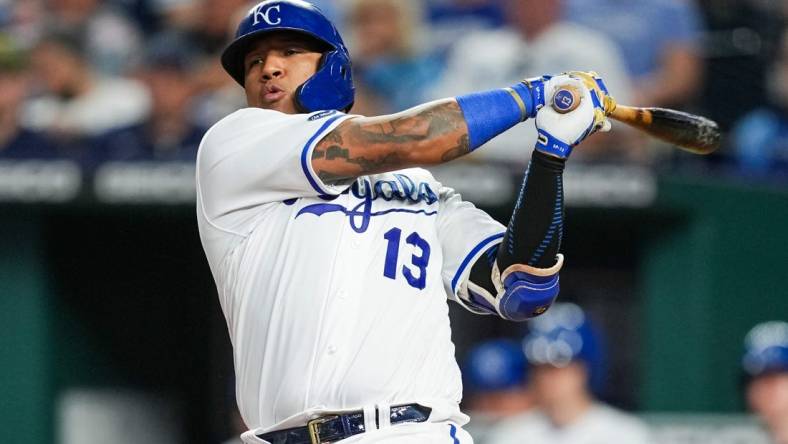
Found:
<box><xmin>312</xmin><ymin>99</ymin><xmax>470</xmax><ymax>184</ymax></box>
<box><xmin>311</xmin><ymin>73</ymin><xmax>573</xmax><ymax>183</ymax></box>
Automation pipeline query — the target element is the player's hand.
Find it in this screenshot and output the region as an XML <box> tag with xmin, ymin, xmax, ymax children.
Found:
<box><xmin>522</xmin><ymin>74</ymin><xmax>581</xmax><ymax>119</ymax></box>
<box><xmin>522</xmin><ymin>73</ymin><xmax>613</xmax><ymax>119</ymax></box>
<box><xmin>533</xmin><ymin>76</ymin><xmax>610</xmax><ymax>159</ymax></box>
<box><xmin>565</xmin><ymin>70</ymin><xmax>617</xmax><ymax>115</ymax></box>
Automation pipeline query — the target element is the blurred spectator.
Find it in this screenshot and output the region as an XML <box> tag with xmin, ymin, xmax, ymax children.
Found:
<box><xmin>146</xmin><ymin>0</ymin><xmax>201</xmax><ymax>34</ymax></box>
<box><xmin>162</xmin><ymin>0</ymin><xmax>250</xmax><ymax>127</ymax></box>
<box><xmin>462</xmin><ymin>338</ymin><xmax>533</xmax><ymax>444</ymax></box>
<box><xmin>731</xmin><ymin>30</ymin><xmax>788</xmax><ymax>177</ymax></box>
<box><xmin>46</xmin><ymin>0</ymin><xmax>144</xmax><ymax>74</ymax></box>
<box><xmin>565</xmin><ymin>0</ymin><xmax>703</xmax><ymax>109</ymax></box>
<box><xmin>0</xmin><ymin>36</ymin><xmax>59</xmax><ymax>159</ymax></box>
<box><xmin>699</xmin><ymin>0</ymin><xmax>784</xmax><ymax>130</ymax></box>
<box><xmin>485</xmin><ymin>303</ymin><xmax>652</xmax><ymax>444</ymax></box>
<box><xmin>304</xmin><ymin>0</ymin><xmax>341</xmax><ymax>23</ymax></box>
<box><xmin>196</xmin><ymin>0</ymin><xmax>254</xmax><ymax>53</ymax></box>
<box><xmin>423</xmin><ymin>0</ymin><xmax>505</xmax><ymax>53</ymax></box>
<box><xmin>1</xmin><ymin>0</ymin><xmax>47</xmax><ymax>49</ymax></box>
<box><xmin>430</xmin><ymin>0</ymin><xmax>636</xmax><ymax>164</ymax></box>
<box><xmin>111</xmin><ymin>0</ymin><xmax>162</xmax><ymax>34</ymax></box>
<box><xmin>345</xmin><ymin>0</ymin><xmax>444</xmax><ymax>114</ymax></box>
<box><xmin>90</xmin><ymin>33</ymin><xmax>208</xmax><ymax>164</ymax></box>
<box><xmin>152</xmin><ymin>0</ymin><xmax>339</xmax><ymax>43</ymax></box>
<box><xmin>742</xmin><ymin>321</ymin><xmax>788</xmax><ymax>444</ymax></box>
<box><xmin>153</xmin><ymin>0</ymin><xmax>249</xmax><ymax>54</ymax></box>
<box><xmin>0</xmin><ymin>0</ymin><xmax>9</xmax><ymax>24</ymax></box>
<box><xmin>23</xmin><ymin>32</ymin><xmax>151</xmax><ymax>163</ymax></box>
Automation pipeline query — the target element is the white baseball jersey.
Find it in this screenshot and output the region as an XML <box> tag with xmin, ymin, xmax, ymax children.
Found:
<box><xmin>485</xmin><ymin>404</ymin><xmax>654</xmax><ymax>444</ymax></box>
<box><xmin>196</xmin><ymin>107</ymin><xmax>504</xmax><ymax>437</ymax></box>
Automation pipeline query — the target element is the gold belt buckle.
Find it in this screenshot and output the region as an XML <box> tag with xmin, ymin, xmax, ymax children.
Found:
<box><xmin>307</xmin><ymin>415</ymin><xmax>340</xmax><ymax>444</ymax></box>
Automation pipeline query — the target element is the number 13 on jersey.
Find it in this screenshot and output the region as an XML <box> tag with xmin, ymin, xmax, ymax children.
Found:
<box><xmin>382</xmin><ymin>227</ymin><xmax>431</xmax><ymax>290</ymax></box>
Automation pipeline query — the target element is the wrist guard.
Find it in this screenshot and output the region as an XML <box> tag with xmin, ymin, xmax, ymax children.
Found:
<box><xmin>455</xmin><ymin>76</ymin><xmax>550</xmax><ymax>151</ymax></box>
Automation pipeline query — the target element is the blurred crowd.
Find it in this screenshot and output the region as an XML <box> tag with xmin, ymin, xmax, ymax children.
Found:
<box><xmin>0</xmin><ymin>0</ymin><xmax>787</xmax><ymax>177</ymax></box>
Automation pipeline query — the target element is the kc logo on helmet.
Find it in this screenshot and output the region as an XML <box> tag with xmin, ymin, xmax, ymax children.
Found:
<box><xmin>252</xmin><ymin>4</ymin><xmax>281</xmax><ymax>25</ymax></box>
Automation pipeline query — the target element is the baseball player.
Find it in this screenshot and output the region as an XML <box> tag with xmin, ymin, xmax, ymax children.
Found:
<box><xmin>485</xmin><ymin>303</ymin><xmax>653</xmax><ymax>444</ymax></box>
<box><xmin>742</xmin><ymin>321</ymin><xmax>788</xmax><ymax>444</ymax></box>
<box><xmin>462</xmin><ymin>339</ymin><xmax>533</xmax><ymax>443</ymax></box>
<box><xmin>196</xmin><ymin>1</ymin><xmax>612</xmax><ymax>443</ymax></box>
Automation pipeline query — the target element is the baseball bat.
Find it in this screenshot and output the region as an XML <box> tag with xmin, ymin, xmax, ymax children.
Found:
<box><xmin>551</xmin><ymin>86</ymin><xmax>721</xmax><ymax>155</ymax></box>
<box><xmin>608</xmin><ymin>105</ymin><xmax>720</xmax><ymax>155</ymax></box>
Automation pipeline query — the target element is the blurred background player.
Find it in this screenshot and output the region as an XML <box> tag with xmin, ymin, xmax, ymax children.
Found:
<box><xmin>89</xmin><ymin>32</ymin><xmax>207</xmax><ymax>165</ymax></box>
<box><xmin>731</xmin><ymin>29</ymin><xmax>788</xmax><ymax>177</ymax></box>
<box><xmin>462</xmin><ymin>338</ymin><xmax>533</xmax><ymax>443</ymax></box>
<box><xmin>24</xmin><ymin>31</ymin><xmax>150</xmax><ymax>164</ymax></box>
<box><xmin>485</xmin><ymin>303</ymin><xmax>652</xmax><ymax>444</ymax></box>
<box><xmin>45</xmin><ymin>0</ymin><xmax>143</xmax><ymax>75</ymax></box>
<box><xmin>742</xmin><ymin>321</ymin><xmax>788</xmax><ymax>444</ymax></box>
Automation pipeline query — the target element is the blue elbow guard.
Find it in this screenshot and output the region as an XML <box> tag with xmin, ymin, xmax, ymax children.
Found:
<box><xmin>494</xmin><ymin>254</ymin><xmax>563</xmax><ymax>321</ymax></box>
<box><xmin>498</xmin><ymin>271</ymin><xmax>559</xmax><ymax>321</ymax></box>
<box><xmin>455</xmin><ymin>253</ymin><xmax>563</xmax><ymax>321</ymax></box>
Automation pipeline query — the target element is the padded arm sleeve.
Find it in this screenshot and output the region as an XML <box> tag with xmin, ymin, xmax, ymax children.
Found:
<box><xmin>458</xmin><ymin>150</ymin><xmax>567</xmax><ymax>320</ymax></box>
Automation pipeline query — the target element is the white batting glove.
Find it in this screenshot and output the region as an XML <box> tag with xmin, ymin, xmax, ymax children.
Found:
<box><xmin>534</xmin><ymin>77</ymin><xmax>610</xmax><ymax>159</ymax></box>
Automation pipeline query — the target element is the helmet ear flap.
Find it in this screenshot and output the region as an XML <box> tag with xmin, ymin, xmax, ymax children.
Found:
<box><xmin>295</xmin><ymin>48</ymin><xmax>355</xmax><ymax>113</ymax></box>
<box><xmin>293</xmin><ymin>52</ymin><xmax>328</xmax><ymax>113</ymax></box>
<box><xmin>293</xmin><ymin>81</ymin><xmax>309</xmax><ymax>113</ymax></box>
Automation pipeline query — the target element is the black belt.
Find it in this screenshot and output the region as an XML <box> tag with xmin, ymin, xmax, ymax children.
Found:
<box><xmin>257</xmin><ymin>404</ymin><xmax>432</xmax><ymax>444</ymax></box>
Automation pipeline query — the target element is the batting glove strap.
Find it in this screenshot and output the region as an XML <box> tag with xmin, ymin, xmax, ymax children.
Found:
<box><xmin>536</xmin><ymin>128</ymin><xmax>573</xmax><ymax>159</ymax></box>
<box><xmin>521</xmin><ymin>76</ymin><xmax>551</xmax><ymax>118</ymax></box>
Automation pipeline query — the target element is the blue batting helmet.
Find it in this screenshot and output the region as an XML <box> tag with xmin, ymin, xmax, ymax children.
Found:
<box><xmin>463</xmin><ymin>339</ymin><xmax>527</xmax><ymax>393</ymax></box>
<box><xmin>522</xmin><ymin>303</ymin><xmax>606</xmax><ymax>392</ymax></box>
<box><xmin>221</xmin><ymin>0</ymin><xmax>354</xmax><ymax>112</ymax></box>
<box><xmin>742</xmin><ymin>321</ymin><xmax>788</xmax><ymax>378</ymax></box>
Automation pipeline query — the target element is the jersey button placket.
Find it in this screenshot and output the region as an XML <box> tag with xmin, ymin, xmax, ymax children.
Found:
<box><xmin>325</xmin><ymin>199</ymin><xmax>354</xmax><ymax>358</ymax></box>
<box><xmin>327</xmin><ymin>287</ymin><xmax>349</xmax><ymax>357</ymax></box>
<box><xmin>324</xmin><ymin>194</ymin><xmax>361</xmax><ymax>358</ymax></box>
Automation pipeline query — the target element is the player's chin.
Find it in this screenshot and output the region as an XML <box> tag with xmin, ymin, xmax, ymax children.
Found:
<box><xmin>255</xmin><ymin>97</ymin><xmax>297</xmax><ymax>114</ymax></box>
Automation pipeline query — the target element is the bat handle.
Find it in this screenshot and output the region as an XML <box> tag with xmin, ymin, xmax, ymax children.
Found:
<box><xmin>609</xmin><ymin>104</ymin><xmax>648</xmax><ymax>124</ymax></box>
<box><xmin>551</xmin><ymin>85</ymin><xmax>582</xmax><ymax>114</ymax></box>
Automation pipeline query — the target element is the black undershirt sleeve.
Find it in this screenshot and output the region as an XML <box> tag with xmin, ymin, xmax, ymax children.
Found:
<box><xmin>471</xmin><ymin>151</ymin><xmax>567</xmax><ymax>293</ymax></box>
